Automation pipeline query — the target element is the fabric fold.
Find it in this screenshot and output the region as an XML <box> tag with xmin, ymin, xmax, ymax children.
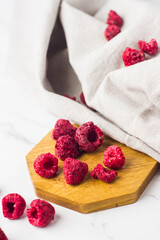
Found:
<box><xmin>7</xmin><ymin>0</ymin><xmax>160</xmax><ymax>162</ymax></box>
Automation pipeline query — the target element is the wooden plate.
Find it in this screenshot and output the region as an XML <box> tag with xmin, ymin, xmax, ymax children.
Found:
<box><xmin>26</xmin><ymin>126</ymin><xmax>159</xmax><ymax>213</ymax></box>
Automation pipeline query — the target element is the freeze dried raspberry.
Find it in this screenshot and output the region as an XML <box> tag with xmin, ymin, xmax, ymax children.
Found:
<box><xmin>0</xmin><ymin>228</ymin><xmax>8</xmax><ymax>240</ymax></box>
<box><xmin>104</xmin><ymin>25</ymin><xmax>121</xmax><ymax>41</ymax></box>
<box><xmin>75</xmin><ymin>121</ymin><xmax>104</xmax><ymax>152</ymax></box>
<box><xmin>52</xmin><ymin>119</ymin><xmax>76</xmax><ymax>140</ymax></box>
<box><xmin>107</xmin><ymin>10</ymin><xmax>123</xmax><ymax>27</ymax></box>
<box><xmin>33</xmin><ymin>153</ymin><xmax>58</xmax><ymax>178</ymax></box>
<box><xmin>2</xmin><ymin>193</ymin><xmax>26</xmax><ymax>220</ymax></box>
<box><xmin>63</xmin><ymin>157</ymin><xmax>88</xmax><ymax>185</ymax></box>
<box><xmin>90</xmin><ymin>164</ymin><xmax>117</xmax><ymax>183</ymax></box>
<box><xmin>26</xmin><ymin>199</ymin><xmax>55</xmax><ymax>227</ymax></box>
<box><xmin>63</xmin><ymin>94</ymin><xmax>76</xmax><ymax>101</ymax></box>
<box><xmin>122</xmin><ymin>47</ymin><xmax>145</xmax><ymax>66</ymax></box>
<box><xmin>138</xmin><ymin>39</ymin><xmax>158</xmax><ymax>56</ymax></box>
<box><xmin>80</xmin><ymin>92</ymin><xmax>94</xmax><ymax>111</ymax></box>
<box><xmin>80</xmin><ymin>92</ymin><xmax>86</xmax><ymax>105</ymax></box>
<box><xmin>103</xmin><ymin>145</ymin><xmax>125</xmax><ymax>170</ymax></box>
<box><xmin>55</xmin><ymin>135</ymin><xmax>80</xmax><ymax>160</ymax></box>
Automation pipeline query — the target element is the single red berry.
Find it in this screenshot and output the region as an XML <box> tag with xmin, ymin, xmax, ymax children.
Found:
<box><xmin>75</xmin><ymin>121</ymin><xmax>104</xmax><ymax>152</ymax></box>
<box><xmin>2</xmin><ymin>193</ymin><xmax>26</xmax><ymax>220</ymax></box>
<box><xmin>52</xmin><ymin>119</ymin><xmax>77</xmax><ymax>140</ymax></box>
<box><xmin>103</xmin><ymin>145</ymin><xmax>125</xmax><ymax>170</ymax></box>
<box><xmin>63</xmin><ymin>94</ymin><xmax>76</xmax><ymax>101</ymax></box>
<box><xmin>104</xmin><ymin>25</ymin><xmax>121</xmax><ymax>41</ymax></box>
<box><xmin>138</xmin><ymin>39</ymin><xmax>158</xmax><ymax>56</ymax></box>
<box><xmin>90</xmin><ymin>164</ymin><xmax>117</xmax><ymax>183</ymax></box>
<box><xmin>33</xmin><ymin>153</ymin><xmax>58</xmax><ymax>178</ymax></box>
<box><xmin>80</xmin><ymin>92</ymin><xmax>95</xmax><ymax>111</ymax></box>
<box><xmin>55</xmin><ymin>135</ymin><xmax>80</xmax><ymax>160</ymax></box>
<box><xmin>0</xmin><ymin>228</ymin><xmax>8</xmax><ymax>240</ymax></box>
<box><xmin>107</xmin><ymin>10</ymin><xmax>123</xmax><ymax>27</ymax></box>
<box><xmin>80</xmin><ymin>92</ymin><xmax>86</xmax><ymax>105</ymax></box>
<box><xmin>122</xmin><ymin>47</ymin><xmax>145</xmax><ymax>66</ymax></box>
<box><xmin>26</xmin><ymin>199</ymin><xmax>55</xmax><ymax>227</ymax></box>
<box><xmin>63</xmin><ymin>157</ymin><xmax>88</xmax><ymax>185</ymax></box>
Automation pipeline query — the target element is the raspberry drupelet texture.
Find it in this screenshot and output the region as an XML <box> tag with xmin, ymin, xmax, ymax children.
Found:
<box><xmin>63</xmin><ymin>158</ymin><xmax>88</xmax><ymax>185</ymax></box>
<box><xmin>33</xmin><ymin>153</ymin><xmax>58</xmax><ymax>178</ymax></box>
<box><xmin>107</xmin><ymin>10</ymin><xmax>123</xmax><ymax>27</ymax></box>
<box><xmin>103</xmin><ymin>145</ymin><xmax>125</xmax><ymax>170</ymax></box>
<box><xmin>138</xmin><ymin>39</ymin><xmax>158</xmax><ymax>56</ymax></box>
<box><xmin>90</xmin><ymin>164</ymin><xmax>117</xmax><ymax>183</ymax></box>
<box><xmin>104</xmin><ymin>25</ymin><xmax>121</xmax><ymax>41</ymax></box>
<box><xmin>52</xmin><ymin>119</ymin><xmax>77</xmax><ymax>140</ymax></box>
<box><xmin>63</xmin><ymin>94</ymin><xmax>76</xmax><ymax>101</ymax></box>
<box><xmin>55</xmin><ymin>135</ymin><xmax>80</xmax><ymax>160</ymax></box>
<box><xmin>26</xmin><ymin>199</ymin><xmax>55</xmax><ymax>227</ymax></box>
<box><xmin>122</xmin><ymin>47</ymin><xmax>145</xmax><ymax>66</ymax></box>
<box><xmin>75</xmin><ymin>121</ymin><xmax>104</xmax><ymax>152</ymax></box>
<box><xmin>2</xmin><ymin>193</ymin><xmax>26</xmax><ymax>220</ymax></box>
<box><xmin>0</xmin><ymin>228</ymin><xmax>8</xmax><ymax>240</ymax></box>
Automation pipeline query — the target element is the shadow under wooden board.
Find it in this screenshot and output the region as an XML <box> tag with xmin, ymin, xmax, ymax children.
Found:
<box><xmin>26</xmin><ymin>125</ymin><xmax>159</xmax><ymax>214</ymax></box>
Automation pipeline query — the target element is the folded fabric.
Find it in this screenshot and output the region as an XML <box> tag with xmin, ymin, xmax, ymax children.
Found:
<box><xmin>8</xmin><ymin>0</ymin><xmax>160</xmax><ymax>162</ymax></box>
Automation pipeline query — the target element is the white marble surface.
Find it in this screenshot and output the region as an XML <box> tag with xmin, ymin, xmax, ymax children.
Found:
<box><xmin>1</xmin><ymin>0</ymin><xmax>160</xmax><ymax>239</ymax></box>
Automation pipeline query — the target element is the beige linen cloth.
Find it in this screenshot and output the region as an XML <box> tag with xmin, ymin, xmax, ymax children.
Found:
<box><xmin>8</xmin><ymin>0</ymin><xmax>160</xmax><ymax>161</ymax></box>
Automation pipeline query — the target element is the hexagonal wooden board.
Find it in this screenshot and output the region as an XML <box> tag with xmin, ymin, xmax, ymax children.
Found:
<box><xmin>26</xmin><ymin>126</ymin><xmax>159</xmax><ymax>214</ymax></box>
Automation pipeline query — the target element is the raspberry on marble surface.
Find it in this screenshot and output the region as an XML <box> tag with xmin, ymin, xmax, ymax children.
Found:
<box><xmin>122</xmin><ymin>47</ymin><xmax>145</xmax><ymax>66</ymax></box>
<box><xmin>90</xmin><ymin>164</ymin><xmax>117</xmax><ymax>183</ymax></box>
<box><xmin>26</xmin><ymin>199</ymin><xmax>55</xmax><ymax>227</ymax></box>
<box><xmin>138</xmin><ymin>39</ymin><xmax>158</xmax><ymax>56</ymax></box>
<box><xmin>75</xmin><ymin>121</ymin><xmax>104</xmax><ymax>152</ymax></box>
<box><xmin>52</xmin><ymin>119</ymin><xmax>77</xmax><ymax>140</ymax></box>
<box><xmin>55</xmin><ymin>135</ymin><xmax>80</xmax><ymax>160</ymax></box>
<box><xmin>63</xmin><ymin>157</ymin><xmax>88</xmax><ymax>185</ymax></box>
<box><xmin>33</xmin><ymin>153</ymin><xmax>58</xmax><ymax>178</ymax></box>
<box><xmin>103</xmin><ymin>145</ymin><xmax>125</xmax><ymax>170</ymax></box>
<box><xmin>104</xmin><ymin>25</ymin><xmax>121</xmax><ymax>41</ymax></box>
<box><xmin>2</xmin><ymin>193</ymin><xmax>26</xmax><ymax>220</ymax></box>
<box><xmin>0</xmin><ymin>228</ymin><xmax>8</xmax><ymax>240</ymax></box>
<box><xmin>107</xmin><ymin>10</ymin><xmax>123</xmax><ymax>27</ymax></box>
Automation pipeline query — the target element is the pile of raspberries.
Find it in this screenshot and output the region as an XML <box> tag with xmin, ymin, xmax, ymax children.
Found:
<box><xmin>63</xmin><ymin>10</ymin><xmax>159</xmax><ymax>103</ymax></box>
<box><xmin>6</xmin><ymin>9</ymin><xmax>159</xmax><ymax>238</ymax></box>
<box><xmin>33</xmin><ymin>119</ymin><xmax>125</xmax><ymax>185</ymax></box>
<box><xmin>104</xmin><ymin>10</ymin><xmax>158</xmax><ymax>66</ymax></box>
<box><xmin>2</xmin><ymin>119</ymin><xmax>126</xmax><ymax>237</ymax></box>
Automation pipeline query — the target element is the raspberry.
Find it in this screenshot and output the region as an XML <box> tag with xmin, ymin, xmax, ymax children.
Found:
<box><xmin>138</xmin><ymin>39</ymin><xmax>158</xmax><ymax>56</ymax></box>
<box><xmin>75</xmin><ymin>122</ymin><xmax>104</xmax><ymax>152</ymax></box>
<box><xmin>80</xmin><ymin>92</ymin><xmax>94</xmax><ymax>111</ymax></box>
<box><xmin>26</xmin><ymin>199</ymin><xmax>55</xmax><ymax>227</ymax></box>
<box><xmin>103</xmin><ymin>145</ymin><xmax>125</xmax><ymax>170</ymax></box>
<box><xmin>122</xmin><ymin>47</ymin><xmax>145</xmax><ymax>66</ymax></box>
<box><xmin>55</xmin><ymin>135</ymin><xmax>80</xmax><ymax>160</ymax></box>
<box><xmin>80</xmin><ymin>92</ymin><xmax>87</xmax><ymax>105</ymax></box>
<box><xmin>2</xmin><ymin>193</ymin><xmax>26</xmax><ymax>220</ymax></box>
<box><xmin>107</xmin><ymin>10</ymin><xmax>123</xmax><ymax>27</ymax></box>
<box><xmin>104</xmin><ymin>25</ymin><xmax>121</xmax><ymax>41</ymax></box>
<box><xmin>52</xmin><ymin>119</ymin><xmax>77</xmax><ymax>140</ymax></box>
<box><xmin>33</xmin><ymin>153</ymin><xmax>58</xmax><ymax>178</ymax></box>
<box><xmin>0</xmin><ymin>228</ymin><xmax>8</xmax><ymax>240</ymax></box>
<box><xmin>90</xmin><ymin>164</ymin><xmax>117</xmax><ymax>183</ymax></box>
<box><xmin>63</xmin><ymin>94</ymin><xmax>76</xmax><ymax>101</ymax></box>
<box><xmin>63</xmin><ymin>158</ymin><xmax>88</xmax><ymax>185</ymax></box>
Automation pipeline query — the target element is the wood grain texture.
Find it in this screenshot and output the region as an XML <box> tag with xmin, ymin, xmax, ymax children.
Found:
<box><xmin>26</xmin><ymin>126</ymin><xmax>159</xmax><ymax>214</ymax></box>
